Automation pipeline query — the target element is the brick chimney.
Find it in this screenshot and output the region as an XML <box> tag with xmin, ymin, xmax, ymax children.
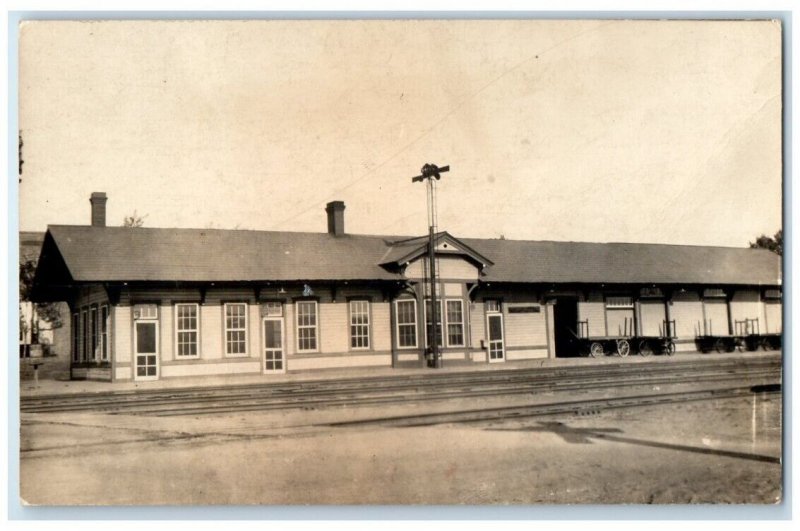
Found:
<box><xmin>325</xmin><ymin>201</ymin><xmax>346</xmax><ymax>236</ymax></box>
<box><xmin>90</xmin><ymin>192</ymin><xmax>107</xmax><ymax>227</ymax></box>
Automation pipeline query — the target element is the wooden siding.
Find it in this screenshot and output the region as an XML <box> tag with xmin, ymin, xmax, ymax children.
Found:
<box><xmin>443</xmin><ymin>283</ymin><xmax>462</xmax><ymax>297</ymax></box>
<box><xmin>606</xmin><ymin>308</ymin><xmax>634</xmax><ymax>336</ymax></box>
<box><xmin>372</xmin><ymin>302</ymin><xmax>391</xmax><ymax>351</ymax></box>
<box><xmin>319</xmin><ymin>302</ymin><xmax>348</xmax><ymax>353</ymax></box>
<box><xmin>672</xmin><ymin>302</ymin><xmax>705</xmax><ymax>348</ymax></box>
<box><xmin>406</xmin><ymin>256</ymin><xmax>479</xmax><ymax>280</ymax></box>
<box><xmin>729</xmin><ymin>290</ymin><xmax>762</xmax><ymax>332</ymax></box>
<box><xmin>200</xmin><ymin>304</ymin><xmax>223</xmax><ymax>359</ymax></box>
<box><xmin>506</xmin><ymin>348</ymin><xmax>547</xmax><ymax>360</ymax></box>
<box><xmin>160</xmin><ymin>303</ymin><xmax>174</xmax><ymax>362</ymax></box>
<box><xmin>121</xmin><ymin>287</ymin><xmax>202</xmax><ymax>304</ymax></box>
<box><xmin>113</xmin><ymin>305</ymin><xmax>132</xmax><ymax>364</ymax></box>
<box><xmin>161</xmin><ymin>360</ymin><xmax>260</xmax><ymax>378</ymax></box>
<box><xmin>285</xmin><ymin>303</ymin><xmax>296</xmax><ymax>359</ymax></box>
<box><xmin>703</xmin><ymin>299</ymin><xmax>730</xmax><ymax>336</ymax></box>
<box><xmin>249</xmin><ymin>304</ymin><xmax>261</xmax><ymax>360</ymax></box>
<box><xmin>470</xmin><ymin>301</ymin><xmax>485</xmax><ymax>347</ymax></box>
<box><xmin>764</xmin><ymin>300</ymin><xmax>782</xmax><ymax>333</ymax></box>
<box><xmin>639</xmin><ymin>300</ymin><xmax>667</xmax><ymax>336</ymax></box>
<box><xmin>289</xmin><ymin>354</ymin><xmax>392</xmax><ymax>371</ymax></box>
<box><xmin>504</xmin><ymin>303</ymin><xmax>547</xmax><ymax>348</ymax></box>
<box><xmin>204</xmin><ymin>288</ymin><xmax>257</xmax><ymax>304</ymax></box>
<box><xmin>577</xmin><ymin>302</ymin><xmax>606</xmax><ymax>337</ymax></box>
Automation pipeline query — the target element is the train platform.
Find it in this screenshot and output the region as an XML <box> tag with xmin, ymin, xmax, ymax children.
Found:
<box><xmin>18</xmin><ymin>350</ymin><xmax>781</xmax><ymax>398</ymax></box>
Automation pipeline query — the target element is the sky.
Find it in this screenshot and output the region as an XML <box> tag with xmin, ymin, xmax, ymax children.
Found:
<box><xmin>18</xmin><ymin>19</ymin><xmax>782</xmax><ymax>247</ymax></box>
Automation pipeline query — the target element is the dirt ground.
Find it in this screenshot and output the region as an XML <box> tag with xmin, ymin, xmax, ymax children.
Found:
<box><xmin>19</xmin><ymin>386</ymin><xmax>782</xmax><ymax>506</ymax></box>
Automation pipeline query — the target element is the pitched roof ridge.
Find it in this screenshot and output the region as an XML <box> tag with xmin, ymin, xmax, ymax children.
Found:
<box><xmin>47</xmin><ymin>225</ymin><xmax>767</xmax><ymax>252</ymax></box>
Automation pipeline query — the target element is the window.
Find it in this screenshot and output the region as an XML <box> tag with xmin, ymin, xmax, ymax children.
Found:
<box><xmin>296</xmin><ymin>301</ymin><xmax>318</xmax><ymax>351</ymax></box>
<box><xmin>175</xmin><ymin>303</ymin><xmax>199</xmax><ymax>358</ymax></box>
<box><xmin>262</xmin><ymin>301</ymin><xmax>283</xmax><ymax>317</ymax></box>
<box><xmin>100</xmin><ymin>305</ymin><xmax>109</xmax><ymax>361</ymax></box>
<box><xmin>396</xmin><ymin>299</ymin><xmax>417</xmax><ymax>348</ymax></box>
<box><xmin>446</xmin><ymin>300</ymin><xmax>465</xmax><ymax>347</ymax></box>
<box><xmin>72</xmin><ymin>313</ymin><xmax>79</xmax><ymax>362</ymax></box>
<box><xmin>81</xmin><ymin>310</ymin><xmax>89</xmax><ymax>361</ymax></box>
<box><xmin>606</xmin><ymin>297</ymin><xmax>634</xmax><ymax>309</ymax></box>
<box><xmin>90</xmin><ymin>306</ymin><xmax>98</xmax><ymax>361</ymax></box>
<box><xmin>133</xmin><ymin>304</ymin><xmax>158</xmax><ymax>320</ymax></box>
<box><xmin>703</xmin><ymin>288</ymin><xmax>726</xmax><ymax>299</ymax></box>
<box><xmin>424</xmin><ymin>299</ymin><xmax>444</xmax><ymax>348</ymax></box>
<box><xmin>224</xmin><ymin>303</ymin><xmax>248</xmax><ymax>355</ymax></box>
<box><xmin>349</xmin><ymin>300</ymin><xmax>370</xmax><ymax>349</ymax></box>
<box><xmin>485</xmin><ymin>300</ymin><xmax>501</xmax><ymax>313</ymax></box>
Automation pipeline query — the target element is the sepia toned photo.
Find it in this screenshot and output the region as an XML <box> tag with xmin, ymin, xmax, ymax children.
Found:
<box><xmin>17</xmin><ymin>18</ymin><xmax>783</xmax><ymax>506</ymax></box>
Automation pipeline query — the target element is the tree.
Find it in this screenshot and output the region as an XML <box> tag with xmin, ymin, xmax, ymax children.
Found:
<box><xmin>123</xmin><ymin>210</ymin><xmax>147</xmax><ymax>227</ymax></box>
<box><xmin>750</xmin><ymin>229</ymin><xmax>782</xmax><ymax>256</ymax></box>
<box><xmin>19</xmin><ymin>258</ymin><xmax>63</xmax><ymax>330</ymax></box>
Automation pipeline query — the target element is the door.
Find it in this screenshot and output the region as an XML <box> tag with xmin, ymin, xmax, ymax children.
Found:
<box><xmin>553</xmin><ymin>297</ymin><xmax>579</xmax><ymax>357</ymax></box>
<box><xmin>487</xmin><ymin>313</ymin><xmax>505</xmax><ymax>362</ymax></box>
<box><xmin>263</xmin><ymin>318</ymin><xmax>285</xmax><ymax>373</ymax></box>
<box><xmin>134</xmin><ymin>321</ymin><xmax>159</xmax><ymax>381</ymax></box>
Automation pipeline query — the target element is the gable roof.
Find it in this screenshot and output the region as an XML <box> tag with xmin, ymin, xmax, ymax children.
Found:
<box><xmin>34</xmin><ymin>224</ymin><xmax>782</xmax><ymax>290</ymax></box>
<box><xmin>379</xmin><ymin>232</ymin><xmax>494</xmax><ymax>268</ymax></box>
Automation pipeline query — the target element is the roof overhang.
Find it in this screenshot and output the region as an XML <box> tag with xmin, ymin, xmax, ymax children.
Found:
<box><xmin>382</xmin><ymin>231</ymin><xmax>494</xmax><ymax>269</ymax></box>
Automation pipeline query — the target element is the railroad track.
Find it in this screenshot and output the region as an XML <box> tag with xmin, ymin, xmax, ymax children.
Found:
<box><xmin>327</xmin><ymin>384</ymin><xmax>783</xmax><ymax>428</ymax></box>
<box><xmin>21</xmin><ymin>355</ymin><xmax>781</xmax><ymax>417</ymax></box>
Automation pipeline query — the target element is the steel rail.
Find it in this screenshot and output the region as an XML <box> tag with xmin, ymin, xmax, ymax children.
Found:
<box><xmin>327</xmin><ymin>385</ymin><xmax>783</xmax><ymax>428</ymax></box>
<box><xmin>21</xmin><ymin>356</ymin><xmax>781</xmax><ymax>414</ymax></box>
<box><xmin>129</xmin><ymin>369</ymin><xmax>779</xmax><ymax>417</ymax></box>
<box><xmin>22</xmin><ymin>363</ymin><xmax>780</xmax><ymax>416</ymax></box>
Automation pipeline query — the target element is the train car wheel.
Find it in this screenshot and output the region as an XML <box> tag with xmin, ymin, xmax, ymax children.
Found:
<box><xmin>589</xmin><ymin>342</ymin><xmax>604</xmax><ymax>358</ymax></box>
<box><xmin>665</xmin><ymin>341</ymin><xmax>676</xmax><ymax>356</ymax></box>
<box><xmin>638</xmin><ymin>340</ymin><xmax>653</xmax><ymax>357</ymax></box>
<box><xmin>617</xmin><ymin>339</ymin><xmax>630</xmax><ymax>357</ymax></box>
<box><xmin>714</xmin><ymin>338</ymin><xmax>726</xmax><ymax>353</ymax></box>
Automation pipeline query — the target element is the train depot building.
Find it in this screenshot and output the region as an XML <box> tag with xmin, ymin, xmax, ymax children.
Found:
<box><xmin>31</xmin><ymin>193</ymin><xmax>782</xmax><ymax>382</ymax></box>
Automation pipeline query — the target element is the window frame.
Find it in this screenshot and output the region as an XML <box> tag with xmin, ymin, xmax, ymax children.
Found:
<box><xmin>262</xmin><ymin>301</ymin><xmax>283</xmax><ymax>317</ymax></box>
<box><xmin>445</xmin><ymin>299</ymin><xmax>466</xmax><ymax>348</ymax></box>
<box><xmin>395</xmin><ymin>299</ymin><xmax>418</xmax><ymax>349</ymax></box>
<box><xmin>71</xmin><ymin>312</ymin><xmax>80</xmax><ymax>362</ymax></box>
<box><xmin>223</xmin><ymin>302</ymin><xmax>249</xmax><ymax>357</ymax></box>
<box><xmin>605</xmin><ymin>296</ymin><xmax>634</xmax><ymax>309</ymax></box>
<box><xmin>295</xmin><ymin>300</ymin><xmax>319</xmax><ymax>353</ymax></box>
<box><xmin>81</xmin><ymin>309</ymin><xmax>89</xmax><ymax>361</ymax></box>
<box><xmin>90</xmin><ymin>305</ymin><xmax>99</xmax><ymax>361</ymax></box>
<box><xmin>100</xmin><ymin>304</ymin><xmax>109</xmax><ymax>362</ymax></box>
<box><xmin>174</xmin><ymin>303</ymin><xmax>201</xmax><ymax>359</ymax></box>
<box><xmin>485</xmin><ymin>299</ymin><xmax>502</xmax><ymax>313</ymax></box>
<box><xmin>348</xmin><ymin>299</ymin><xmax>371</xmax><ymax>351</ymax></box>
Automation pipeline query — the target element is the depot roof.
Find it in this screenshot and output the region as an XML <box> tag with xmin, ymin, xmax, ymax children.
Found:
<box><xmin>32</xmin><ymin>225</ymin><xmax>781</xmax><ymax>295</ymax></box>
